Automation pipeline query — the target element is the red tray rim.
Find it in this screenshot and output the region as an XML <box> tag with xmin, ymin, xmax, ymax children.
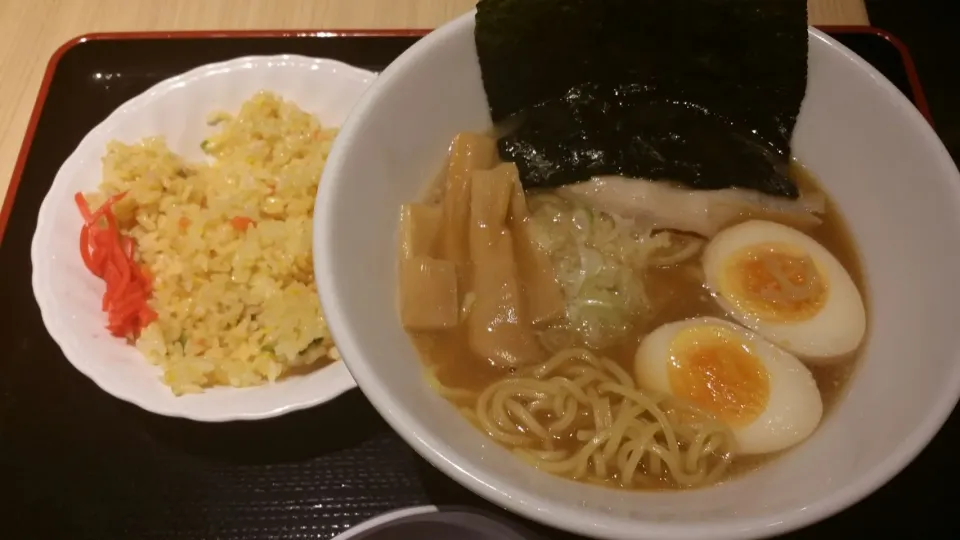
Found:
<box><xmin>0</xmin><ymin>26</ymin><xmax>932</xmax><ymax>244</ymax></box>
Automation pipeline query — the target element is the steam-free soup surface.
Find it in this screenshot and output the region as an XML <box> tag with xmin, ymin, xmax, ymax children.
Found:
<box><xmin>399</xmin><ymin>133</ymin><xmax>866</xmax><ymax>490</ymax></box>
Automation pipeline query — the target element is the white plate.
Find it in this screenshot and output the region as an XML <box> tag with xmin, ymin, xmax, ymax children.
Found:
<box><xmin>31</xmin><ymin>55</ymin><xmax>375</xmax><ymax>422</ymax></box>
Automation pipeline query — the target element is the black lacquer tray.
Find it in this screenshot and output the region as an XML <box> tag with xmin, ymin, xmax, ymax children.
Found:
<box><xmin>0</xmin><ymin>28</ymin><xmax>949</xmax><ymax>540</ymax></box>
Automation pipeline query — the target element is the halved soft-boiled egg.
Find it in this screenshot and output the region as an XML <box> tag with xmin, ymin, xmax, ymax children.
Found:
<box><xmin>702</xmin><ymin>220</ymin><xmax>866</xmax><ymax>362</ymax></box>
<box><xmin>635</xmin><ymin>317</ymin><xmax>822</xmax><ymax>455</ymax></box>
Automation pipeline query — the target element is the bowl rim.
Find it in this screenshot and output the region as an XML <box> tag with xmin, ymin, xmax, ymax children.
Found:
<box><xmin>315</xmin><ymin>10</ymin><xmax>960</xmax><ymax>539</ymax></box>
<box><xmin>31</xmin><ymin>54</ymin><xmax>372</xmax><ymax>422</ymax></box>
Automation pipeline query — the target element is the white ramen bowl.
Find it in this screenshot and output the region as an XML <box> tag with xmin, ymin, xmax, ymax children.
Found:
<box><xmin>314</xmin><ymin>12</ymin><xmax>960</xmax><ymax>540</ymax></box>
<box><xmin>32</xmin><ymin>55</ymin><xmax>374</xmax><ymax>422</ymax></box>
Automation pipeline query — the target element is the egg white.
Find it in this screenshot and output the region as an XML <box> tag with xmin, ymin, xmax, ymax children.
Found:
<box><xmin>635</xmin><ymin>316</ymin><xmax>823</xmax><ymax>455</ymax></box>
<box><xmin>702</xmin><ymin>220</ymin><xmax>867</xmax><ymax>362</ymax></box>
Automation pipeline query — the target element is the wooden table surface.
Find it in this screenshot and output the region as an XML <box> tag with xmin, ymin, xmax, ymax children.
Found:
<box><xmin>0</xmin><ymin>0</ymin><xmax>869</xmax><ymax>206</ymax></box>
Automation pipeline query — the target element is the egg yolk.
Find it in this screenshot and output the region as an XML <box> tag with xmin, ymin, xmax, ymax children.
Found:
<box><xmin>667</xmin><ymin>325</ymin><xmax>770</xmax><ymax>427</ymax></box>
<box><xmin>720</xmin><ymin>242</ymin><xmax>828</xmax><ymax>322</ymax></box>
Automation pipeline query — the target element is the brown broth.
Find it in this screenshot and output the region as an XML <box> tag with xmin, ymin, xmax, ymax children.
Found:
<box><xmin>407</xmin><ymin>159</ymin><xmax>867</xmax><ymax>488</ymax></box>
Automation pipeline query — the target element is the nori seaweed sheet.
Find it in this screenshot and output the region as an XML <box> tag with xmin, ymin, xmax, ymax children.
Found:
<box><xmin>475</xmin><ymin>0</ymin><xmax>808</xmax><ymax>199</ymax></box>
